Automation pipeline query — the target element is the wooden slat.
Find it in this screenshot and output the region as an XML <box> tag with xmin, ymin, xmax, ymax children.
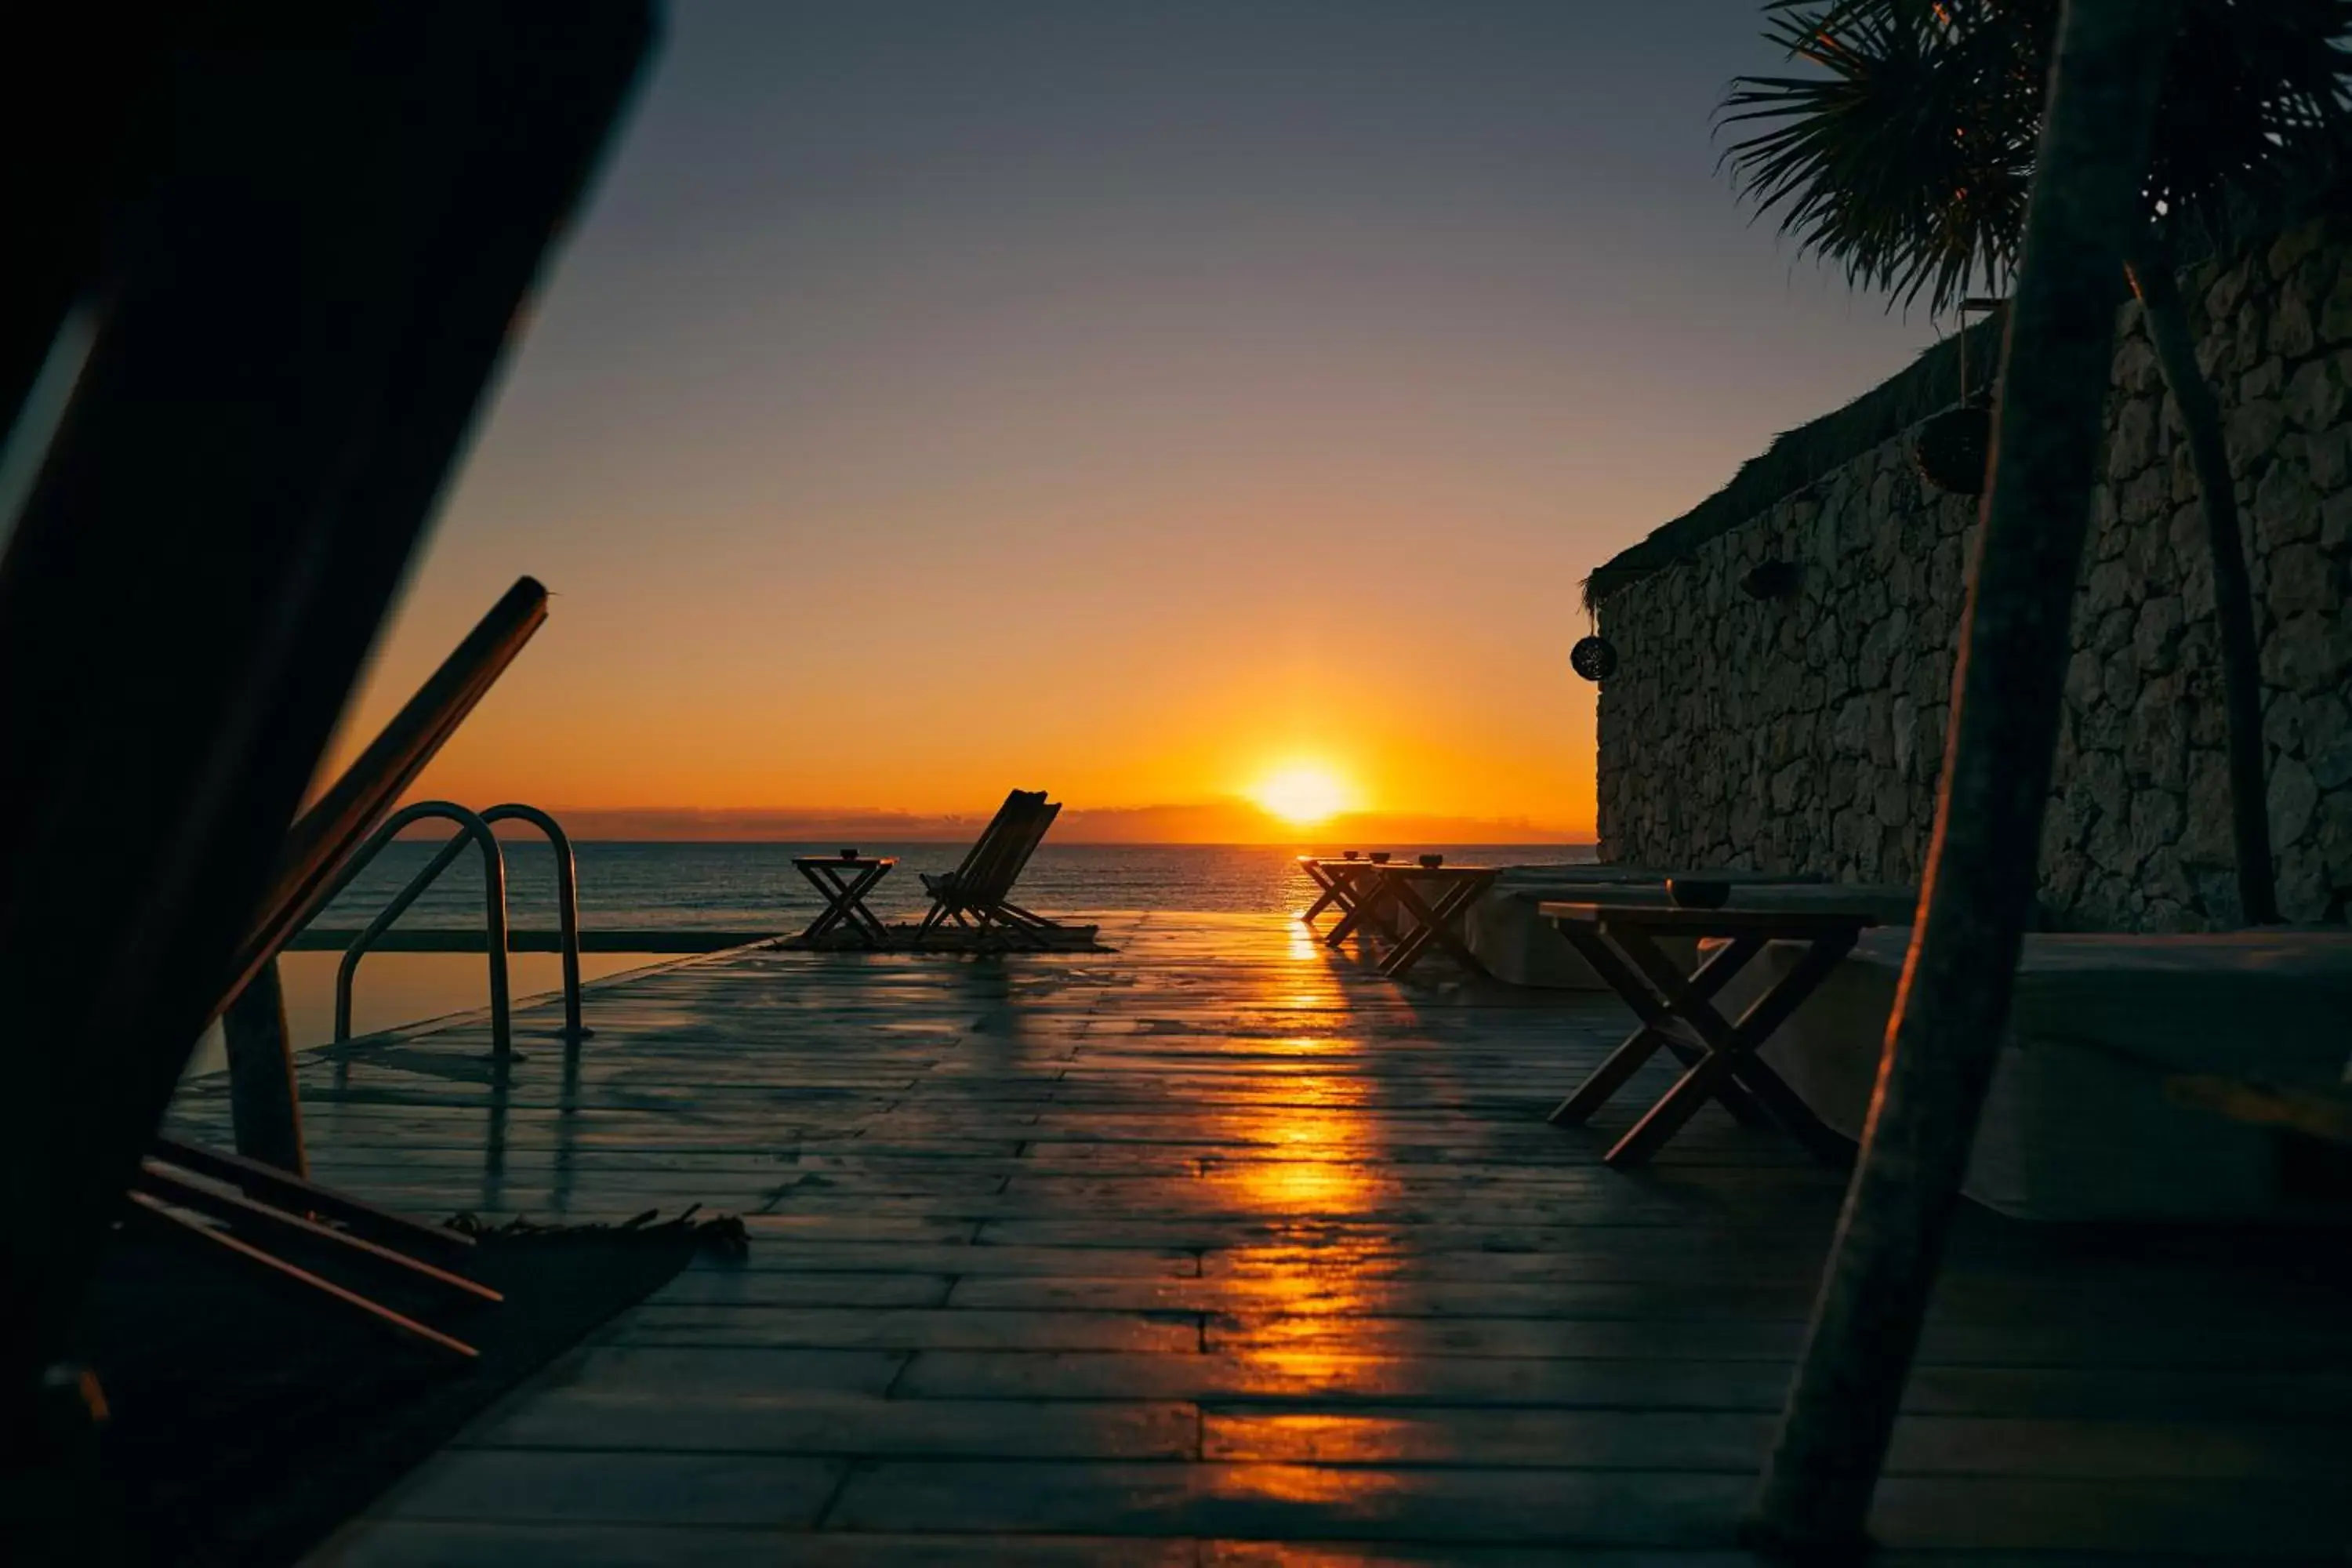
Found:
<box><xmin>124</xmin><ymin>1193</ymin><xmax>477</xmax><ymax>1360</ymax></box>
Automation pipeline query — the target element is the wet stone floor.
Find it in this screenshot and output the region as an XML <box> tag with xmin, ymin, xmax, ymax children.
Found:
<box><xmin>165</xmin><ymin>911</ymin><xmax>2352</xmax><ymax>1565</ymax></box>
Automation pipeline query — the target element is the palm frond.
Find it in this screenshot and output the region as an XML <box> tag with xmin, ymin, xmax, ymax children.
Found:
<box><xmin>2147</xmin><ymin>0</ymin><xmax>2352</xmax><ymax>256</ymax></box>
<box><xmin>1720</xmin><ymin>0</ymin><xmax>2352</xmax><ymax>313</ymax></box>
<box><xmin>1721</xmin><ymin>0</ymin><xmax>2045</xmax><ymax>314</ymax></box>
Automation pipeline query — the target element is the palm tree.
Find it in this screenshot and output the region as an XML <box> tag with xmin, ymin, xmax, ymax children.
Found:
<box><xmin>1721</xmin><ymin>0</ymin><xmax>2352</xmax><ymax>927</ymax></box>
<box><xmin>1746</xmin><ymin>4</ymin><xmax>2183</xmax><ymax>1554</ymax></box>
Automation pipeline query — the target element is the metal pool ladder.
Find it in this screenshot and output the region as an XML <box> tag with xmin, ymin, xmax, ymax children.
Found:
<box><xmin>321</xmin><ymin>800</ymin><xmax>589</xmax><ymax>1058</ymax></box>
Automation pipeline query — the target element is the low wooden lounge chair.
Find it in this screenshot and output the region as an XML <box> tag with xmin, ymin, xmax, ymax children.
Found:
<box><xmin>913</xmin><ymin>789</ymin><xmax>1090</xmax><ymax>949</ymax></box>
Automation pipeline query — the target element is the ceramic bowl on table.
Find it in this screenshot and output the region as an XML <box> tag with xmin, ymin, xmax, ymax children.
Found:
<box><xmin>1368</xmin><ymin>851</ymin><xmax>1391</xmax><ymax>864</ymax></box>
<box><xmin>1666</xmin><ymin>877</ymin><xmax>1730</xmax><ymax>909</ymax></box>
<box><xmin>1417</xmin><ymin>854</ymin><xmax>1444</xmax><ymax>869</ymax></box>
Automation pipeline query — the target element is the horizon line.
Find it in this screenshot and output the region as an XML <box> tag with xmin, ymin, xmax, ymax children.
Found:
<box><xmin>394</xmin><ymin>800</ymin><xmax>1594</xmax><ymax>844</ymax></box>
<box><xmin>489</xmin><ymin>835</ymin><xmax>1600</xmax><ymax>846</ymax></box>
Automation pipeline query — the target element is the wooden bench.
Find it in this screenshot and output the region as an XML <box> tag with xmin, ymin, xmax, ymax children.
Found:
<box><xmin>1743</xmin><ymin>928</ymin><xmax>2352</xmax><ymax>1218</ymax></box>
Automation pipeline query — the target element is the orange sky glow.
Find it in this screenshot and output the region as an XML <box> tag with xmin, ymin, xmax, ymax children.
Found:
<box><xmin>324</xmin><ymin>4</ymin><xmax>1932</xmax><ymax>842</ymax></box>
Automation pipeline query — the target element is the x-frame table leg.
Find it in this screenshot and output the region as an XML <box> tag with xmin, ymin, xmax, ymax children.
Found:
<box><xmin>1378</xmin><ymin>879</ymin><xmax>1447</xmax><ymax>975</ymax></box>
<box><xmin>1301</xmin><ymin>864</ymin><xmax>1357</xmax><ymax>924</ymax></box>
<box><xmin>1380</xmin><ymin>875</ymin><xmax>1495</xmax><ymax>978</ymax></box>
<box><xmin>800</xmin><ymin>861</ymin><xmax>893</xmax><ymax>948</ymax></box>
<box><xmin>841</xmin><ymin>862</ymin><xmax>892</xmax><ymax>943</ymax></box>
<box><xmin>1548</xmin><ymin>926</ymin><xmax>1770</xmax><ymax>1128</ymax></box>
<box><xmin>1602</xmin><ymin>926</ymin><xmax>1859</xmax><ymax>1167</ymax></box>
<box><xmin>800</xmin><ymin>864</ymin><xmax>850</xmax><ymax>941</ymax></box>
<box><xmin>1323</xmin><ymin>872</ymin><xmax>1396</xmax><ymax>949</ymax></box>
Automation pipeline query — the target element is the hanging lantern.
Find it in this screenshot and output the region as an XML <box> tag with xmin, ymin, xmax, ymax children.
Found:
<box><xmin>1570</xmin><ymin>634</ymin><xmax>1618</xmax><ymax>682</ymax></box>
<box><xmin>1915</xmin><ymin>403</ymin><xmax>1991</xmax><ymax>495</ymax></box>
<box><xmin>1915</xmin><ymin>297</ymin><xmax>2004</xmax><ymax>495</ymax></box>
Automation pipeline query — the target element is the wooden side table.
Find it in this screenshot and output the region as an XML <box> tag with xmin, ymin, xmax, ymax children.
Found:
<box><xmin>793</xmin><ymin>855</ymin><xmax>896</xmax><ymax>948</ymax></box>
<box><xmin>1540</xmin><ymin>902</ymin><xmax>1875</xmax><ymax>1167</ymax></box>
<box><xmin>1330</xmin><ymin>863</ymin><xmax>1501</xmax><ymax>978</ymax></box>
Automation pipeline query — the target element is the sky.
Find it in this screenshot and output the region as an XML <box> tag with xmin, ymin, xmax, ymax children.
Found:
<box><xmin>334</xmin><ymin>0</ymin><xmax>1936</xmax><ymax>841</ymax></box>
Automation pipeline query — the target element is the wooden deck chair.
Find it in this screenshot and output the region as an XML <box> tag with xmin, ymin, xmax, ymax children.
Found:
<box><xmin>914</xmin><ymin>790</ymin><xmax>1083</xmax><ymax>948</ymax></box>
<box><xmin>912</xmin><ymin>790</ymin><xmax>1043</xmax><ymax>944</ymax></box>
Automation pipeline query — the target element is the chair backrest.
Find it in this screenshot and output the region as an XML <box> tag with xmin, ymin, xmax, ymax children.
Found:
<box><xmin>967</xmin><ymin>798</ymin><xmax>1058</xmax><ymax>908</ymax></box>
<box><xmin>942</xmin><ymin>789</ymin><xmax>1039</xmax><ymax>890</ymax></box>
<box><xmin>958</xmin><ymin>793</ymin><xmax>1049</xmax><ymax>907</ymax></box>
<box><xmin>943</xmin><ymin>790</ymin><xmax>1058</xmax><ymax>910</ymax></box>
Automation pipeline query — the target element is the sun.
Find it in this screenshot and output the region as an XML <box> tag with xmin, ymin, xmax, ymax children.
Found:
<box><xmin>1249</xmin><ymin>764</ymin><xmax>1356</xmax><ymax>827</ymax></box>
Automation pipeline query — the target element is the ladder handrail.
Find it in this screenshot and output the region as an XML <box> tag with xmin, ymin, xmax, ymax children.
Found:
<box><xmin>331</xmin><ymin>802</ymin><xmax>511</xmax><ymax>1058</ymax></box>
<box><xmin>480</xmin><ymin>802</ymin><xmax>590</xmax><ymax>1041</ymax></box>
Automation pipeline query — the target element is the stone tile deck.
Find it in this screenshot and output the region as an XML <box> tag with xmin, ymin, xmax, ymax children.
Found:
<box><xmin>166</xmin><ymin>912</ymin><xmax>2352</xmax><ymax>1564</ymax></box>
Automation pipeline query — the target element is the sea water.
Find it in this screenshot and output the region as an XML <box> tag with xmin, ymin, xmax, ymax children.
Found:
<box><xmin>303</xmin><ymin>840</ymin><xmax>1594</xmax><ymax>931</ymax></box>
<box><xmin>191</xmin><ymin>840</ymin><xmax>1593</xmax><ymax>1069</ymax></box>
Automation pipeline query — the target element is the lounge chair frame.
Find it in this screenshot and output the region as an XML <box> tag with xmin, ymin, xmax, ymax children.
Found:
<box><xmin>914</xmin><ymin>789</ymin><xmax>1076</xmax><ymax>949</ymax></box>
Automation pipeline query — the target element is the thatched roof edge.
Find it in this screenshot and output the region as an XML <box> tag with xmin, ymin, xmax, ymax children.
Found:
<box><xmin>1581</xmin><ymin>314</ymin><xmax>2004</xmax><ymax>612</ymax></box>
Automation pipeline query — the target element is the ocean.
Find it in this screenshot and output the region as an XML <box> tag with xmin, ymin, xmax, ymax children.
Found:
<box><xmin>191</xmin><ymin>841</ymin><xmax>1593</xmax><ymax>1071</ymax></box>
<box><xmin>304</xmin><ymin>840</ymin><xmax>1593</xmax><ymax>931</ymax></box>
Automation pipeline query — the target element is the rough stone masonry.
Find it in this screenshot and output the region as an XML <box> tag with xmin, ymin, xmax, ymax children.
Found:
<box><xmin>1594</xmin><ymin>219</ymin><xmax>2352</xmax><ymax>931</ymax></box>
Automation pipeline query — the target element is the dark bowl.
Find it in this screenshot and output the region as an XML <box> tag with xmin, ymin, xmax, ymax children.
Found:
<box><xmin>1667</xmin><ymin>877</ymin><xmax>1730</xmax><ymax>910</ymax></box>
<box><xmin>1417</xmin><ymin>853</ymin><xmax>1444</xmax><ymax>869</ymax></box>
<box><xmin>1368</xmin><ymin>851</ymin><xmax>1391</xmax><ymax>864</ymax></box>
<box><xmin>1342</xmin><ymin>850</ymin><xmax>1359</xmax><ymax>860</ymax></box>
<box><xmin>840</xmin><ymin>848</ymin><xmax>859</xmax><ymax>861</ymax></box>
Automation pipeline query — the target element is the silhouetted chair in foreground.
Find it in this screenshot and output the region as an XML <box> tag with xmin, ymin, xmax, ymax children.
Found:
<box><xmin>1</xmin><ymin>3</ymin><xmax>652</xmax><ymax>1416</ymax></box>
<box><xmin>133</xmin><ymin>578</ymin><xmax>555</xmax><ymax>1359</ymax></box>
<box><xmin>913</xmin><ymin>789</ymin><xmax>1092</xmax><ymax>949</ymax></box>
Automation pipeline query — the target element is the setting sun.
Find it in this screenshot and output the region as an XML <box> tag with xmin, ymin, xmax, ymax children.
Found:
<box><xmin>1249</xmin><ymin>764</ymin><xmax>1356</xmax><ymax>826</ymax></box>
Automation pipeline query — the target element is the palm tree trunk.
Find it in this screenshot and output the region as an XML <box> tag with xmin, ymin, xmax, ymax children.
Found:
<box><xmin>1742</xmin><ymin>0</ymin><xmax>2181</xmax><ymax>1558</ymax></box>
<box><xmin>2122</xmin><ymin>239</ymin><xmax>2280</xmax><ymax>925</ymax></box>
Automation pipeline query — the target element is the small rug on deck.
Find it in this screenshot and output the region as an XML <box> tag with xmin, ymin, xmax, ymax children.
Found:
<box><xmin>15</xmin><ymin>1207</ymin><xmax>745</xmax><ymax>1567</ymax></box>
<box><xmin>781</xmin><ymin>920</ymin><xmax>1109</xmax><ymax>953</ymax></box>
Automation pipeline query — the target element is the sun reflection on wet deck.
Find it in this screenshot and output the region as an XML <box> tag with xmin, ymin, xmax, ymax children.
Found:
<box><xmin>155</xmin><ymin>910</ymin><xmax>2352</xmax><ymax>1555</ymax></box>
<box><xmin>1213</xmin><ymin>922</ymin><xmax>1408</xmax><ymax>1486</ymax></box>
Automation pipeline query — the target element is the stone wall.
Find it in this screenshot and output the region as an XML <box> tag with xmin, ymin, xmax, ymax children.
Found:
<box><xmin>1594</xmin><ymin>220</ymin><xmax>2352</xmax><ymax>930</ymax></box>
